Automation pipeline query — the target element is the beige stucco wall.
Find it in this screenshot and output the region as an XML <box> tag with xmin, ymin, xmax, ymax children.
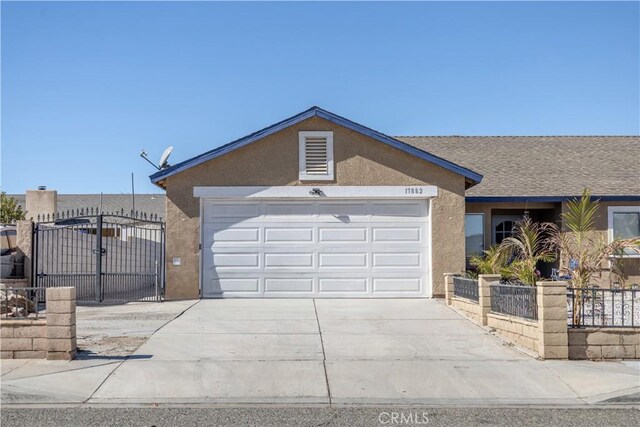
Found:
<box><xmin>163</xmin><ymin>116</ymin><xmax>467</xmax><ymax>299</ymax></box>
<box><xmin>466</xmin><ymin>201</ymin><xmax>558</xmax><ymax>250</ymax></box>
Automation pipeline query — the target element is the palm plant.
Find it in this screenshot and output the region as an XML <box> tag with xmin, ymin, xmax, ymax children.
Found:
<box><xmin>469</xmin><ymin>245</ymin><xmax>510</xmax><ymax>276</ymax></box>
<box><xmin>498</xmin><ymin>217</ymin><xmax>557</xmax><ymax>285</ymax></box>
<box><xmin>553</xmin><ymin>189</ymin><xmax>640</xmax><ymax>288</ymax></box>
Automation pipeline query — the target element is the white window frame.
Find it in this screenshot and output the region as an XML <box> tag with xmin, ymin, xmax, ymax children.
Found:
<box><xmin>607</xmin><ymin>206</ymin><xmax>640</xmax><ymax>258</ymax></box>
<box><xmin>298</xmin><ymin>131</ymin><xmax>334</xmax><ymax>181</ymax></box>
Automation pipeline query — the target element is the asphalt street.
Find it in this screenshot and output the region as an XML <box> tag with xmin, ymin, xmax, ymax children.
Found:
<box><xmin>2</xmin><ymin>406</ymin><xmax>639</xmax><ymax>427</ymax></box>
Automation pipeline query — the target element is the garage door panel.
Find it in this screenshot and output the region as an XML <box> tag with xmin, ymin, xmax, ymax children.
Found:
<box><xmin>373</xmin><ymin>278</ymin><xmax>422</xmax><ymax>292</ymax></box>
<box><xmin>319</xmin><ymin>278</ymin><xmax>367</xmax><ymax>292</ymax></box>
<box><xmin>264</xmin><ymin>228</ymin><xmax>313</xmax><ymax>243</ymax></box>
<box><xmin>211</xmin><ymin>278</ymin><xmax>259</xmax><ymax>293</ymax></box>
<box><xmin>371</xmin><ymin>202</ymin><xmax>422</xmax><ymax>218</ymax></box>
<box><xmin>212</xmin><ymin>253</ymin><xmax>260</xmax><ymax>267</ymax></box>
<box><xmin>265</xmin><ymin>253</ymin><xmax>314</xmax><ymax>268</ymax></box>
<box><xmin>265</xmin><ymin>278</ymin><xmax>313</xmax><ymax>292</ymax></box>
<box><xmin>319</xmin><ymin>227</ymin><xmax>367</xmax><ymax>242</ymax></box>
<box><xmin>373</xmin><ymin>252</ymin><xmax>422</xmax><ymax>267</ymax></box>
<box><xmin>318</xmin><ymin>203</ymin><xmax>368</xmax><ymax>218</ymax></box>
<box><xmin>205</xmin><ymin>202</ymin><xmax>261</xmax><ymax>221</ymax></box>
<box><xmin>373</xmin><ymin>227</ymin><xmax>421</xmax><ymax>242</ymax></box>
<box><xmin>319</xmin><ymin>253</ymin><xmax>367</xmax><ymax>268</ymax></box>
<box><xmin>210</xmin><ymin>227</ymin><xmax>260</xmax><ymax>243</ymax></box>
<box><xmin>202</xmin><ymin>199</ymin><xmax>430</xmax><ymax>298</ymax></box>
<box><xmin>264</xmin><ymin>202</ymin><xmax>314</xmax><ymax>217</ymax></box>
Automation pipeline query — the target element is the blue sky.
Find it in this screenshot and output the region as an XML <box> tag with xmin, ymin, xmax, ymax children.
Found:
<box><xmin>2</xmin><ymin>1</ymin><xmax>638</xmax><ymax>194</ymax></box>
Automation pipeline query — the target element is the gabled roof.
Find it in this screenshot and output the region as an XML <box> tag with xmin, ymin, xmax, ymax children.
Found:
<box><xmin>396</xmin><ymin>136</ymin><xmax>640</xmax><ymax>199</ymax></box>
<box><xmin>149</xmin><ymin>106</ymin><xmax>483</xmax><ymax>186</ymax></box>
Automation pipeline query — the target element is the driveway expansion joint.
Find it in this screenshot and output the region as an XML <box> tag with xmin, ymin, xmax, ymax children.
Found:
<box><xmin>313</xmin><ymin>298</ymin><xmax>332</xmax><ymax>405</ymax></box>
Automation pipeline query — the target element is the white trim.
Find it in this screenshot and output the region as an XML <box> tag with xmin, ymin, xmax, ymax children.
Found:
<box><xmin>194</xmin><ymin>185</ymin><xmax>438</xmax><ymax>199</ymax></box>
<box><xmin>607</xmin><ymin>206</ymin><xmax>640</xmax><ymax>258</ymax></box>
<box><xmin>298</xmin><ymin>131</ymin><xmax>334</xmax><ymax>181</ymax></box>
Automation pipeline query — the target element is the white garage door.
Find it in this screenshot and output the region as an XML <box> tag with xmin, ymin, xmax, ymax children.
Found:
<box><xmin>201</xmin><ymin>199</ymin><xmax>430</xmax><ymax>298</ymax></box>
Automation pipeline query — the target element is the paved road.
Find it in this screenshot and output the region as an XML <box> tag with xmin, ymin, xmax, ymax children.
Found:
<box><xmin>2</xmin><ymin>406</ymin><xmax>639</xmax><ymax>426</ymax></box>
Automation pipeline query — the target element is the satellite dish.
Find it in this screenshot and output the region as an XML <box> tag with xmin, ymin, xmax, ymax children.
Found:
<box><xmin>158</xmin><ymin>146</ymin><xmax>174</xmax><ymax>169</ymax></box>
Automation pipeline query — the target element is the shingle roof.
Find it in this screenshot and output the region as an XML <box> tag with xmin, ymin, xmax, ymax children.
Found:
<box><xmin>396</xmin><ymin>136</ymin><xmax>640</xmax><ymax>198</ymax></box>
<box><xmin>10</xmin><ymin>194</ymin><xmax>166</xmax><ymax>218</ymax></box>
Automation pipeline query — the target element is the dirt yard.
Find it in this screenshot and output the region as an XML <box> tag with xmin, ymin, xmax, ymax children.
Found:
<box><xmin>75</xmin><ymin>300</ymin><xmax>197</xmax><ymax>357</ymax></box>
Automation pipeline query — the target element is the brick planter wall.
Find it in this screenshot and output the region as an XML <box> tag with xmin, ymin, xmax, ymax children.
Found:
<box><xmin>0</xmin><ymin>319</ymin><xmax>47</xmax><ymax>359</ymax></box>
<box><xmin>450</xmin><ymin>296</ymin><xmax>482</xmax><ymax>324</ymax></box>
<box><xmin>568</xmin><ymin>328</ymin><xmax>640</xmax><ymax>359</ymax></box>
<box><xmin>487</xmin><ymin>312</ymin><xmax>539</xmax><ymax>353</ymax></box>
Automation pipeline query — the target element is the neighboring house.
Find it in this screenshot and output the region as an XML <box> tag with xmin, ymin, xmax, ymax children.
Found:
<box><xmin>147</xmin><ymin>106</ymin><xmax>640</xmax><ymax>300</ymax></box>
<box><xmin>11</xmin><ymin>193</ymin><xmax>165</xmax><ymax>221</ymax></box>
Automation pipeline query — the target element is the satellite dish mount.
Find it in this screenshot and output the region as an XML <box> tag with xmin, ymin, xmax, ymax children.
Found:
<box><xmin>140</xmin><ymin>146</ymin><xmax>174</xmax><ymax>170</ymax></box>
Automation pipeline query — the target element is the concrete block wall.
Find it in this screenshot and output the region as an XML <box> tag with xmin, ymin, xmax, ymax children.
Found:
<box><xmin>450</xmin><ymin>296</ymin><xmax>482</xmax><ymax>324</ymax></box>
<box><xmin>0</xmin><ymin>287</ymin><xmax>77</xmax><ymax>360</ymax></box>
<box><xmin>446</xmin><ymin>274</ymin><xmax>500</xmax><ymax>327</ymax></box>
<box><xmin>45</xmin><ymin>286</ymin><xmax>77</xmax><ymax>360</ymax></box>
<box><xmin>487</xmin><ymin>313</ymin><xmax>539</xmax><ymax>353</ymax></box>
<box><xmin>446</xmin><ymin>278</ymin><xmax>572</xmax><ymax>360</ymax></box>
<box><xmin>0</xmin><ymin>319</ymin><xmax>47</xmax><ymax>359</ymax></box>
<box><xmin>536</xmin><ymin>281</ymin><xmax>569</xmax><ymax>359</ymax></box>
<box><xmin>568</xmin><ymin>328</ymin><xmax>640</xmax><ymax>359</ymax></box>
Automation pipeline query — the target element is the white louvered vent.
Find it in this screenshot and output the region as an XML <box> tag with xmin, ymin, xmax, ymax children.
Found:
<box><xmin>305</xmin><ymin>137</ymin><xmax>328</xmax><ymax>175</ymax></box>
<box><xmin>299</xmin><ymin>131</ymin><xmax>334</xmax><ymax>181</ymax></box>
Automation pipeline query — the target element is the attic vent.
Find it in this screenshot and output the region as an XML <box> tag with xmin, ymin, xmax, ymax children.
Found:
<box><xmin>299</xmin><ymin>131</ymin><xmax>334</xmax><ymax>181</ymax></box>
<box><xmin>305</xmin><ymin>137</ymin><xmax>328</xmax><ymax>174</ymax></box>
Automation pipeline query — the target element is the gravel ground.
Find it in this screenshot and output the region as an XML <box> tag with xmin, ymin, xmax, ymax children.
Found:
<box><xmin>568</xmin><ymin>290</ymin><xmax>640</xmax><ymax>327</ymax></box>
<box><xmin>2</xmin><ymin>406</ymin><xmax>639</xmax><ymax>427</ymax></box>
<box><xmin>75</xmin><ymin>300</ymin><xmax>196</xmax><ymax>357</ymax></box>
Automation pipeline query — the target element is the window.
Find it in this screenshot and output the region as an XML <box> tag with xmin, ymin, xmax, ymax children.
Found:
<box><xmin>299</xmin><ymin>131</ymin><xmax>334</xmax><ymax>181</ymax></box>
<box><xmin>608</xmin><ymin>206</ymin><xmax>640</xmax><ymax>256</ymax></box>
<box><xmin>465</xmin><ymin>214</ymin><xmax>484</xmax><ymax>257</ymax></box>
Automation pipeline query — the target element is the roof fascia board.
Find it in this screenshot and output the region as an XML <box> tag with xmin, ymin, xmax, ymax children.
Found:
<box><xmin>314</xmin><ymin>109</ymin><xmax>483</xmax><ymax>183</ymax></box>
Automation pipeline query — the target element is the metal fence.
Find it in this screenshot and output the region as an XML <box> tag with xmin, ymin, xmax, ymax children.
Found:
<box><xmin>33</xmin><ymin>211</ymin><xmax>164</xmax><ymax>304</ymax></box>
<box><xmin>453</xmin><ymin>276</ymin><xmax>479</xmax><ymax>302</ymax></box>
<box><xmin>1</xmin><ymin>287</ymin><xmax>47</xmax><ymax>319</ymax></box>
<box><xmin>490</xmin><ymin>283</ymin><xmax>538</xmax><ymax>320</ymax></box>
<box><xmin>568</xmin><ymin>287</ymin><xmax>640</xmax><ymax>328</ymax></box>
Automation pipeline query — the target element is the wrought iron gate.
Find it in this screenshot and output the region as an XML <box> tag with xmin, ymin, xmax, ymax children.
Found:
<box><xmin>33</xmin><ymin>210</ymin><xmax>164</xmax><ymax>303</ymax></box>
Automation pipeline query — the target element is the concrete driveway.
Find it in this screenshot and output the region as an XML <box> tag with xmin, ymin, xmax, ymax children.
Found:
<box><xmin>2</xmin><ymin>299</ymin><xmax>639</xmax><ymax>405</ymax></box>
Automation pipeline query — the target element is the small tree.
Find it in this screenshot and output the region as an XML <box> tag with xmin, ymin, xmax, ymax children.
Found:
<box><xmin>0</xmin><ymin>192</ymin><xmax>25</xmax><ymax>224</ymax></box>
<box><xmin>498</xmin><ymin>218</ymin><xmax>557</xmax><ymax>285</ymax></box>
<box><xmin>554</xmin><ymin>189</ymin><xmax>640</xmax><ymax>288</ymax></box>
<box><xmin>552</xmin><ymin>189</ymin><xmax>640</xmax><ymax>325</ymax></box>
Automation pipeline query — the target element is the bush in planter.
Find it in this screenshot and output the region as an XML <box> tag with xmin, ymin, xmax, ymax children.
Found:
<box><xmin>468</xmin><ymin>245</ymin><xmax>511</xmax><ymax>278</ymax></box>
<box><xmin>498</xmin><ymin>218</ymin><xmax>557</xmax><ymax>286</ymax></box>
